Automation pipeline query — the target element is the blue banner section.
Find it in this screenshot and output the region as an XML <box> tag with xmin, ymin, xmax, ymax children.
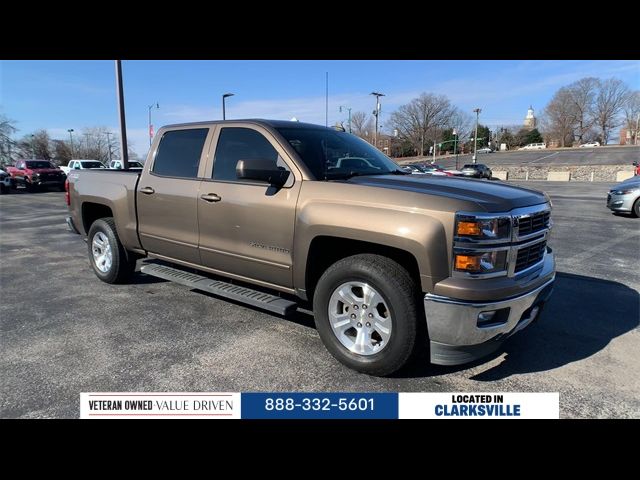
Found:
<box><xmin>241</xmin><ymin>393</ymin><xmax>398</xmax><ymax>419</ymax></box>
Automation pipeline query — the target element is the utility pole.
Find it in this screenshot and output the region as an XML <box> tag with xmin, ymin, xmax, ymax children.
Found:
<box><xmin>105</xmin><ymin>131</ymin><xmax>113</xmax><ymax>163</ymax></box>
<box><xmin>325</xmin><ymin>72</ymin><xmax>329</xmax><ymax>127</ymax></box>
<box><xmin>370</xmin><ymin>92</ymin><xmax>385</xmax><ymax>149</ymax></box>
<box><xmin>115</xmin><ymin>60</ymin><xmax>129</xmax><ymax>170</ymax></box>
<box><xmin>83</xmin><ymin>133</ymin><xmax>90</xmax><ymax>156</ymax></box>
<box><xmin>473</xmin><ymin>108</ymin><xmax>481</xmax><ymax>164</ymax></box>
<box><xmin>148</xmin><ymin>102</ymin><xmax>159</xmax><ymax>147</ymax></box>
<box><xmin>339</xmin><ymin>106</ymin><xmax>352</xmax><ymax>133</ymax></box>
<box><xmin>636</xmin><ymin>113</ymin><xmax>640</xmax><ymax>146</ymax></box>
<box><xmin>453</xmin><ymin>128</ymin><xmax>459</xmax><ymax>170</ymax></box>
<box><xmin>31</xmin><ymin>134</ymin><xmax>35</xmax><ymax>159</ymax></box>
<box><xmin>67</xmin><ymin>129</ymin><xmax>74</xmax><ymax>159</ymax></box>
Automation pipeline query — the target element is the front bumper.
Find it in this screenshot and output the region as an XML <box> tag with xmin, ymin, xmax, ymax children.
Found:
<box><xmin>424</xmin><ymin>275</ymin><xmax>555</xmax><ymax>366</ymax></box>
<box><xmin>606</xmin><ymin>192</ymin><xmax>637</xmax><ymax>212</ymax></box>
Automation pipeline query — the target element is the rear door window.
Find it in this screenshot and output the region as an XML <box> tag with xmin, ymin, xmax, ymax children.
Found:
<box><xmin>152</xmin><ymin>128</ymin><xmax>209</xmax><ymax>178</ymax></box>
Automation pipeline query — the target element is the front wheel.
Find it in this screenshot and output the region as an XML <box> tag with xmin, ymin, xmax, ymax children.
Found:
<box><xmin>312</xmin><ymin>254</ymin><xmax>421</xmax><ymax>376</ymax></box>
<box><xmin>633</xmin><ymin>198</ymin><xmax>640</xmax><ymax>218</ymax></box>
<box><xmin>87</xmin><ymin>217</ymin><xmax>137</xmax><ymax>283</ymax></box>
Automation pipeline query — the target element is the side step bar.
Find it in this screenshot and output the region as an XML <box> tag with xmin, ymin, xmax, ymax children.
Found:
<box><xmin>140</xmin><ymin>262</ymin><xmax>297</xmax><ymax>316</ymax></box>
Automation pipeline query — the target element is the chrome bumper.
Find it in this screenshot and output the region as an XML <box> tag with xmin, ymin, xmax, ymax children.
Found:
<box><xmin>424</xmin><ymin>274</ymin><xmax>555</xmax><ymax>366</ymax></box>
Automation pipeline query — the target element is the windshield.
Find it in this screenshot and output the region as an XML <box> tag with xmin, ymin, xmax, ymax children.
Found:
<box><xmin>276</xmin><ymin>128</ymin><xmax>402</xmax><ymax>180</ymax></box>
<box><xmin>26</xmin><ymin>161</ymin><xmax>54</xmax><ymax>169</ymax></box>
<box><xmin>81</xmin><ymin>161</ymin><xmax>105</xmax><ymax>169</ymax></box>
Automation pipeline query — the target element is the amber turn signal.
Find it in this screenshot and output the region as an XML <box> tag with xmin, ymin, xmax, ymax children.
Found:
<box><xmin>457</xmin><ymin>221</ymin><xmax>481</xmax><ymax>236</ymax></box>
<box><xmin>455</xmin><ymin>254</ymin><xmax>481</xmax><ymax>272</ymax></box>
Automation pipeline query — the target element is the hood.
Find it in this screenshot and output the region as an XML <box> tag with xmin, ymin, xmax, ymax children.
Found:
<box><xmin>347</xmin><ymin>174</ymin><xmax>547</xmax><ymax>212</ymax></box>
<box><xmin>612</xmin><ymin>177</ymin><xmax>640</xmax><ymax>190</ymax></box>
<box><xmin>29</xmin><ymin>168</ymin><xmax>63</xmax><ymax>174</ymax></box>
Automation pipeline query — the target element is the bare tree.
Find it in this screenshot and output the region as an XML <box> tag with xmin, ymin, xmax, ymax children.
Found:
<box><xmin>541</xmin><ymin>87</ymin><xmax>577</xmax><ymax>147</ymax></box>
<box><xmin>567</xmin><ymin>77</ymin><xmax>598</xmax><ymax>144</ymax></box>
<box><xmin>16</xmin><ymin>130</ymin><xmax>53</xmax><ymax>160</ymax></box>
<box><xmin>593</xmin><ymin>78</ymin><xmax>630</xmax><ymax>145</ymax></box>
<box><xmin>623</xmin><ymin>90</ymin><xmax>640</xmax><ymax>145</ymax></box>
<box><xmin>0</xmin><ymin>114</ymin><xmax>18</xmax><ymax>165</ymax></box>
<box><xmin>350</xmin><ymin>111</ymin><xmax>372</xmax><ymax>137</ymax></box>
<box><xmin>390</xmin><ymin>93</ymin><xmax>455</xmax><ymax>156</ymax></box>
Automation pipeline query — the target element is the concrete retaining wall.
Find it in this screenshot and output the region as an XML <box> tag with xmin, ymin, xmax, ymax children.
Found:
<box><xmin>548</xmin><ymin>171</ymin><xmax>571</xmax><ymax>181</ymax></box>
<box><xmin>492</xmin><ymin>171</ymin><xmax>508</xmax><ymax>181</ymax></box>
<box><xmin>616</xmin><ymin>171</ymin><xmax>635</xmax><ymax>182</ymax></box>
<box><xmin>496</xmin><ymin>164</ymin><xmax>634</xmax><ymax>182</ymax></box>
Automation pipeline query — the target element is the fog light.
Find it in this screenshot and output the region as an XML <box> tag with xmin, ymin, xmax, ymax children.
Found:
<box><xmin>477</xmin><ymin>308</ymin><xmax>510</xmax><ymax>328</ymax></box>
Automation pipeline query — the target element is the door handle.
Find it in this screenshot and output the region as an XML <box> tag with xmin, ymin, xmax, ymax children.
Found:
<box><xmin>140</xmin><ymin>186</ymin><xmax>155</xmax><ymax>195</ymax></box>
<box><xmin>200</xmin><ymin>193</ymin><xmax>221</xmax><ymax>203</ymax></box>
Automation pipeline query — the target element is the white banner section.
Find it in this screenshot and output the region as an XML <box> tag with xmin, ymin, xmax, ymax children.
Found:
<box><xmin>399</xmin><ymin>392</ymin><xmax>559</xmax><ymax>419</ymax></box>
<box><xmin>80</xmin><ymin>393</ymin><xmax>240</xmax><ymax>419</ymax></box>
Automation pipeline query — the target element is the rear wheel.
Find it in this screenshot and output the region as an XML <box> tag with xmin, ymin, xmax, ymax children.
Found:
<box><xmin>312</xmin><ymin>254</ymin><xmax>421</xmax><ymax>376</ymax></box>
<box><xmin>87</xmin><ymin>217</ymin><xmax>137</xmax><ymax>284</ymax></box>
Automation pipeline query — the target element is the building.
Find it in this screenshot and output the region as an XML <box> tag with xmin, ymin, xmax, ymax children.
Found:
<box><xmin>362</xmin><ymin>133</ymin><xmax>394</xmax><ymax>155</ymax></box>
<box><xmin>524</xmin><ymin>105</ymin><xmax>537</xmax><ymax>129</ymax></box>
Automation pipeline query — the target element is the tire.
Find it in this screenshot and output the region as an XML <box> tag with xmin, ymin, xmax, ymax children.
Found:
<box><xmin>87</xmin><ymin>217</ymin><xmax>137</xmax><ymax>284</ymax></box>
<box><xmin>312</xmin><ymin>254</ymin><xmax>421</xmax><ymax>376</ymax></box>
<box><xmin>633</xmin><ymin>198</ymin><xmax>640</xmax><ymax>218</ymax></box>
<box><xmin>0</xmin><ymin>184</ymin><xmax>7</xmax><ymax>194</ymax></box>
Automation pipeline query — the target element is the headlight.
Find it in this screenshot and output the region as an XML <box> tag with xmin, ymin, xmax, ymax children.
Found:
<box><xmin>454</xmin><ymin>250</ymin><xmax>508</xmax><ymax>274</ymax></box>
<box><xmin>611</xmin><ymin>188</ymin><xmax>639</xmax><ymax>195</ymax></box>
<box><xmin>455</xmin><ymin>213</ymin><xmax>511</xmax><ymax>241</ymax></box>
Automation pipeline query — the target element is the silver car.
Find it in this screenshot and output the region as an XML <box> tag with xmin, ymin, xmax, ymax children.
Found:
<box><xmin>607</xmin><ymin>177</ymin><xmax>640</xmax><ymax>217</ymax></box>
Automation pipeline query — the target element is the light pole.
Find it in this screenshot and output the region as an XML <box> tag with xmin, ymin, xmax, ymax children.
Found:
<box><xmin>453</xmin><ymin>128</ymin><xmax>459</xmax><ymax>170</ymax></box>
<box><xmin>31</xmin><ymin>134</ymin><xmax>35</xmax><ymax>159</ymax></box>
<box><xmin>148</xmin><ymin>102</ymin><xmax>159</xmax><ymax>147</ymax></box>
<box><xmin>339</xmin><ymin>106</ymin><xmax>352</xmax><ymax>133</ymax></box>
<box><xmin>83</xmin><ymin>133</ymin><xmax>91</xmax><ymax>156</ymax></box>
<box><xmin>370</xmin><ymin>92</ymin><xmax>385</xmax><ymax>149</ymax></box>
<box><xmin>105</xmin><ymin>131</ymin><xmax>113</xmax><ymax>164</ymax></box>
<box><xmin>222</xmin><ymin>93</ymin><xmax>234</xmax><ymax>120</ymax></box>
<box><xmin>67</xmin><ymin>129</ymin><xmax>74</xmax><ymax>159</ymax></box>
<box><xmin>472</xmin><ymin>108</ymin><xmax>482</xmax><ymax>163</ymax></box>
<box><xmin>635</xmin><ymin>113</ymin><xmax>640</xmax><ymax>146</ymax></box>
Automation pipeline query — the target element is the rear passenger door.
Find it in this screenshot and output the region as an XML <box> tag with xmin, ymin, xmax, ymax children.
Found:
<box><xmin>137</xmin><ymin>127</ymin><xmax>213</xmax><ymax>265</ymax></box>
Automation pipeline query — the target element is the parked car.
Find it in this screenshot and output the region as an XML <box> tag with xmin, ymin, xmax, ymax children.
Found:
<box><xmin>404</xmin><ymin>164</ymin><xmax>447</xmax><ymax>176</ymax></box>
<box><xmin>61</xmin><ymin>159</ymin><xmax>106</xmax><ymax>175</ymax></box>
<box><xmin>431</xmin><ymin>164</ymin><xmax>462</xmax><ymax>176</ymax></box>
<box><xmin>66</xmin><ymin>119</ymin><xmax>555</xmax><ymax>376</ymax></box>
<box><xmin>476</xmin><ymin>147</ymin><xmax>493</xmax><ymax>154</ymax></box>
<box><xmin>579</xmin><ymin>142</ymin><xmax>600</xmax><ymax>148</ymax></box>
<box><xmin>0</xmin><ymin>167</ymin><xmax>12</xmax><ymax>194</ymax></box>
<box><xmin>607</xmin><ymin>177</ymin><xmax>640</xmax><ymax>217</ymax></box>
<box><xmin>519</xmin><ymin>143</ymin><xmax>547</xmax><ymax>150</ymax></box>
<box><xmin>108</xmin><ymin>160</ymin><xmax>144</xmax><ymax>170</ymax></box>
<box><xmin>5</xmin><ymin>159</ymin><xmax>66</xmax><ymax>191</ymax></box>
<box><xmin>460</xmin><ymin>164</ymin><xmax>493</xmax><ymax>179</ymax></box>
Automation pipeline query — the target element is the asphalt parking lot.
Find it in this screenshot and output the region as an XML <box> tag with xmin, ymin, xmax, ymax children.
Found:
<box><xmin>1</xmin><ymin>181</ymin><xmax>639</xmax><ymax>418</ymax></box>
<box><xmin>403</xmin><ymin>145</ymin><xmax>640</xmax><ymax>169</ymax></box>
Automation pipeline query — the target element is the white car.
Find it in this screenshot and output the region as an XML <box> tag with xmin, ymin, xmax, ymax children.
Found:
<box><xmin>477</xmin><ymin>147</ymin><xmax>493</xmax><ymax>154</ymax></box>
<box><xmin>519</xmin><ymin>143</ymin><xmax>547</xmax><ymax>150</ymax></box>
<box><xmin>108</xmin><ymin>160</ymin><xmax>144</xmax><ymax>169</ymax></box>
<box><xmin>61</xmin><ymin>159</ymin><xmax>106</xmax><ymax>175</ymax></box>
<box><xmin>579</xmin><ymin>142</ymin><xmax>600</xmax><ymax>148</ymax></box>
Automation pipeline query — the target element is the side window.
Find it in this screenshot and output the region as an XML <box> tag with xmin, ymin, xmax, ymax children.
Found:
<box><xmin>152</xmin><ymin>128</ymin><xmax>208</xmax><ymax>178</ymax></box>
<box><xmin>213</xmin><ymin>127</ymin><xmax>279</xmax><ymax>182</ymax></box>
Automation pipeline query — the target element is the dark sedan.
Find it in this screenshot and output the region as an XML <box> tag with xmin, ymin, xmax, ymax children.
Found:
<box><xmin>460</xmin><ymin>163</ymin><xmax>492</xmax><ymax>179</ymax></box>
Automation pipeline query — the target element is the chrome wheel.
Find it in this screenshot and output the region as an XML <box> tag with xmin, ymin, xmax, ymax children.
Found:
<box><xmin>92</xmin><ymin>231</ymin><xmax>113</xmax><ymax>273</ymax></box>
<box><xmin>328</xmin><ymin>281</ymin><xmax>392</xmax><ymax>356</ymax></box>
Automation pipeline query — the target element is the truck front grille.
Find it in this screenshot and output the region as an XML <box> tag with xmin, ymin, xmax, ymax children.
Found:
<box><xmin>515</xmin><ymin>241</ymin><xmax>546</xmax><ymax>273</ymax></box>
<box><xmin>518</xmin><ymin>211</ymin><xmax>550</xmax><ymax>236</ymax></box>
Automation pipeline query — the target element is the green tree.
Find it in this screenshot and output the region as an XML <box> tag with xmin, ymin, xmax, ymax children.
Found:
<box><xmin>524</xmin><ymin>128</ymin><xmax>543</xmax><ymax>145</ymax></box>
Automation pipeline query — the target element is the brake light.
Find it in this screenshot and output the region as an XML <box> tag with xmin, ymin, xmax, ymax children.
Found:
<box><xmin>64</xmin><ymin>179</ymin><xmax>70</xmax><ymax>206</ymax></box>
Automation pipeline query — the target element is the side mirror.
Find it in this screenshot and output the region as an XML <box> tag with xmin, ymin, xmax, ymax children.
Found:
<box><xmin>236</xmin><ymin>159</ymin><xmax>290</xmax><ymax>187</ymax></box>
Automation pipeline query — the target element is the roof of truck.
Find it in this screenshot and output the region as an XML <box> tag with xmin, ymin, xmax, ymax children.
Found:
<box><xmin>160</xmin><ymin>119</ymin><xmax>333</xmax><ymax>130</ymax></box>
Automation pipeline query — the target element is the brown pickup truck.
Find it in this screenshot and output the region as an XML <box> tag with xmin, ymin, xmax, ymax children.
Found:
<box><xmin>66</xmin><ymin>120</ymin><xmax>555</xmax><ymax>376</ymax></box>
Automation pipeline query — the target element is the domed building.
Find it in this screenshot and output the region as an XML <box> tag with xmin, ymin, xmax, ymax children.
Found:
<box><xmin>524</xmin><ymin>105</ymin><xmax>536</xmax><ymax>129</ymax></box>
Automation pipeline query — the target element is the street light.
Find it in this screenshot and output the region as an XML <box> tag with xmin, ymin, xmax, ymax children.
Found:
<box><xmin>222</xmin><ymin>93</ymin><xmax>234</xmax><ymax>120</ymax></box>
<box><xmin>339</xmin><ymin>105</ymin><xmax>352</xmax><ymax>133</ymax></box>
<box><xmin>31</xmin><ymin>134</ymin><xmax>35</xmax><ymax>159</ymax></box>
<box><xmin>83</xmin><ymin>132</ymin><xmax>90</xmax><ymax>155</ymax></box>
<box><xmin>67</xmin><ymin>129</ymin><xmax>74</xmax><ymax>159</ymax></box>
<box><xmin>472</xmin><ymin>108</ymin><xmax>482</xmax><ymax>163</ymax></box>
<box><xmin>370</xmin><ymin>92</ymin><xmax>385</xmax><ymax>149</ymax></box>
<box><xmin>148</xmin><ymin>102</ymin><xmax>159</xmax><ymax>147</ymax></box>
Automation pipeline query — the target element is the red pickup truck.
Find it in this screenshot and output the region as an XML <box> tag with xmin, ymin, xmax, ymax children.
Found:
<box><xmin>6</xmin><ymin>159</ymin><xmax>66</xmax><ymax>191</ymax></box>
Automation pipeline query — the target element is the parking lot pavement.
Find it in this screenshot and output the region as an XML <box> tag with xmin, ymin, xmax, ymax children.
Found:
<box><xmin>1</xmin><ymin>184</ymin><xmax>638</xmax><ymax>418</ymax></box>
<box><xmin>404</xmin><ymin>145</ymin><xmax>640</xmax><ymax>169</ymax></box>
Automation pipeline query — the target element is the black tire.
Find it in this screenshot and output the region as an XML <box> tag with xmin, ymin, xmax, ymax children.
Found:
<box><xmin>0</xmin><ymin>184</ymin><xmax>7</xmax><ymax>194</ymax></box>
<box><xmin>87</xmin><ymin>217</ymin><xmax>137</xmax><ymax>284</ymax></box>
<box><xmin>633</xmin><ymin>198</ymin><xmax>640</xmax><ymax>218</ymax></box>
<box><xmin>25</xmin><ymin>181</ymin><xmax>35</xmax><ymax>192</ymax></box>
<box><xmin>312</xmin><ymin>254</ymin><xmax>421</xmax><ymax>376</ymax></box>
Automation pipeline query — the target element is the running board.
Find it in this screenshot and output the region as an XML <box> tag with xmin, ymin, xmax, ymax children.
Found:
<box><xmin>140</xmin><ymin>262</ymin><xmax>297</xmax><ymax>316</ymax></box>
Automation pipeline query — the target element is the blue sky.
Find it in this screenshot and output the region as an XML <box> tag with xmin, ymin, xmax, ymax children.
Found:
<box><xmin>1</xmin><ymin>60</ymin><xmax>638</xmax><ymax>156</ymax></box>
